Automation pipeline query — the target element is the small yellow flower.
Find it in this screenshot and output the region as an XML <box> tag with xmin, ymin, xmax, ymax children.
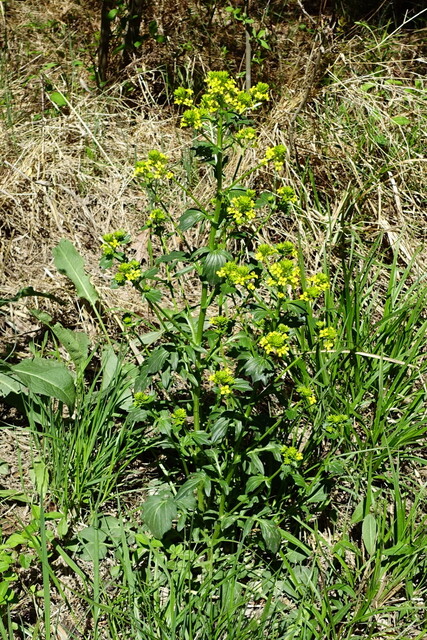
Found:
<box><xmin>296</xmin><ymin>385</ymin><xmax>316</xmax><ymax>406</ymax></box>
<box><xmin>261</xmin><ymin>144</ymin><xmax>287</xmax><ymax>171</ymax></box>
<box><xmin>281</xmin><ymin>445</ymin><xmax>303</xmax><ymax>465</ymax></box>
<box><xmin>227</xmin><ymin>191</ymin><xmax>257</xmax><ymax>225</ymax></box>
<box><xmin>180</xmin><ymin>108</ymin><xmax>205</xmax><ymax>130</ymax></box>
<box><xmin>259</xmin><ymin>329</ymin><xmax>290</xmax><ymax>357</ymax></box>
<box><xmin>277</xmin><ymin>186</ymin><xmax>297</xmax><ymax>203</ymax></box>
<box><xmin>217</xmin><ymin>261</ymin><xmax>257</xmax><ymax>289</ymax></box>
<box><xmin>255</xmin><ymin>243</ymin><xmax>276</xmax><ymax>262</ymax></box>
<box><xmin>134</xmin><ymin>151</ymin><xmax>173</xmax><ymax>182</ymax></box>
<box><xmin>174</xmin><ymin>87</ymin><xmax>194</xmax><ymax>106</ymax></box>
<box><xmin>209</xmin><ymin>367</ymin><xmax>235</xmax><ymax>396</ymax></box>
<box><xmin>114</xmin><ymin>260</ymin><xmax>142</xmax><ymax>285</ymax></box>
<box><xmin>267</xmin><ymin>260</ymin><xmax>300</xmax><ymax>289</ymax></box>
<box><xmin>319</xmin><ymin>326</ymin><xmax>337</xmax><ymax>351</ymax></box>
<box><xmin>300</xmin><ymin>273</ymin><xmax>329</xmax><ymax>301</ymax></box>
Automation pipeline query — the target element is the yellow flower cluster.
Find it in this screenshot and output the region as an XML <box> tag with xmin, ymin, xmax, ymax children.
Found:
<box><xmin>171</xmin><ymin>408</ymin><xmax>187</xmax><ymax>425</ymax></box>
<box><xmin>319</xmin><ymin>326</ymin><xmax>337</xmax><ymax>351</ymax></box>
<box><xmin>267</xmin><ymin>260</ymin><xmax>300</xmax><ymax>290</ymax></box>
<box><xmin>147</xmin><ymin>208</ymin><xmax>167</xmax><ymax>227</ymax></box>
<box><xmin>114</xmin><ymin>260</ymin><xmax>142</xmax><ymax>285</ymax></box>
<box><xmin>277</xmin><ymin>186</ymin><xmax>297</xmax><ymax>203</ymax></box>
<box><xmin>259</xmin><ymin>327</ymin><xmax>290</xmax><ymax>357</ymax></box>
<box><xmin>216</xmin><ymin>261</ymin><xmax>257</xmax><ymax>289</ymax></box>
<box><xmin>209</xmin><ymin>367</ymin><xmax>235</xmax><ymax>396</ymax></box>
<box><xmin>235</xmin><ymin>126</ymin><xmax>257</xmax><ymax>145</ymax></box>
<box><xmin>262</xmin><ymin>144</ymin><xmax>287</xmax><ymax>171</ymax></box>
<box><xmin>281</xmin><ymin>446</ymin><xmax>303</xmax><ymax>465</ymax></box>
<box><xmin>180</xmin><ymin>108</ymin><xmax>205</xmax><ymax>130</ymax></box>
<box><xmin>325</xmin><ymin>414</ymin><xmax>349</xmax><ymax>434</ymax></box>
<box><xmin>101</xmin><ymin>230</ymin><xmax>127</xmax><ymax>256</ymax></box>
<box><xmin>134</xmin><ymin>151</ymin><xmax>173</xmax><ymax>182</ymax></box>
<box><xmin>296</xmin><ymin>385</ymin><xmax>316</xmax><ymax>406</ymax></box>
<box><xmin>255</xmin><ymin>241</ymin><xmax>297</xmax><ymax>263</ymax></box>
<box><xmin>299</xmin><ymin>273</ymin><xmax>329</xmax><ymax>301</ymax></box>
<box><xmin>227</xmin><ymin>191</ymin><xmax>256</xmax><ymax>225</ymax></box>
<box><xmin>210</xmin><ymin>315</ymin><xmax>229</xmax><ymax>328</ymax></box>
<box><xmin>174</xmin><ymin>87</ymin><xmax>194</xmax><ymax>106</ymax></box>
<box><xmin>176</xmin><ymin>72</ymin><xmax>269</xmax><ymax>130</ymax></box>
<box><xmin>133</xmin><ymin>391</ymin><xmax>153</xmax><ymax>407</ymax></box>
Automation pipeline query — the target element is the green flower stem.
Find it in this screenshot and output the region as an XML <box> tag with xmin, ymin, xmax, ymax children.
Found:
<box><xmin>193</xmin><ymin>118</ymin><xmax>225</xmax><ymax>435</ymax></box>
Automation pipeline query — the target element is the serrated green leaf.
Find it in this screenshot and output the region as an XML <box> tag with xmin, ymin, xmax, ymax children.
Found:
<box><xmin>362</xmin><ymin>513</ymin><xmax>377</xmax><ymax>556</ymax></box>
<box><xmin>179</xmin><ymin>209</ymin><xmax>205</xmax><ymax>231</ymax></box>
<box><xmin>259</xmin><ymin>519</ymin><xmax>281</xmax><ymax>553</ymax></box>
<box><xmin>53</xmin><ymin>239</ymin><xmax>99</xmax><ymax>308</ymax></box>
<box><xmin>143</xmin><ymin>493</ymin><xmax>177</xmax><ymax>539</ymax></box>
<box><xmin>240</xmin><ymin>355</ymin><xmax>272</xmax><ymax>383</ymax></box>
<box><xmin>12</xmin><ymin>359</ymin><xmax>75</xmax><ymax>409</ymax></box>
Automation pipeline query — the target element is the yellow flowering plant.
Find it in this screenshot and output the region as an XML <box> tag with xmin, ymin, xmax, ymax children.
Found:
<box><xmin>99</xmin><ymin>71</ymin><xmax>340</xmax><ymax>553</ymax></box>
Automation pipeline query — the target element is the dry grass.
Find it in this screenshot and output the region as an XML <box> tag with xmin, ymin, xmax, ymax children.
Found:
<box><xmin>0</xmin><ymin>0</ymin><xmax>426</xmax><ymax>345</ymax></box>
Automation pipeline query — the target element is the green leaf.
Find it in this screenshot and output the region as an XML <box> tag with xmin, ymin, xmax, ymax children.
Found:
<box><xmin>51</xmin><ymin>324</ymin><xmax>89</xmax><ymax>368</ymax></box>
<box><xmin>49</xmin><ymin>91</ymin><xmax>67</xmax><ymax>107</ymax></box>
<box><xmin>175</xmin><ymin>472</ymin><xmax>206</xmax><ymax>501</ymax></box>
<box><xmin>0</xmin><ymin>286</ymin><xmax>64</xmax><ymax>309</ymax></box>
<box><xmin>210</xmin><ymin>416</ymin><xmax>230</xmax><ymax>443</ymax></box>
<box><xmin>240</xmin><ymin>355</ymin><xmax>272</xmax><ymax>383</ymax></box>
<box><xmin>52</xmin><ymin>239</ymin><xmax>99</xmax><ymax>308</ymax></box>
<box><xmin>179</xmin><ymin>209</ymin><xmax>205</xmax><ymax>231</ymax></box>
<box><xmin>259</xmin><ymin>519</ymin><xmax>281</xmax><ymax>553</ymax></box>
<box><xmin>100</xmin><ymin>347</ymin><xmax>119</xmax><ymax>390</ymax></box>
<box><xmin>77</xmin><ymin>526</ymin><xmax>108</xmax><ymax>562</ymax></box>
<box><xmin>11</xmin><ymin>359</ymin><xmax>75</xmax><ymax>409</ymax></box>
<box><xmin>361</xmin><ymin>82</ymin><xmax>376</xmax><ymax>92</ymax></box>
<box><xmin>203</xmin><ymin>249</ymin><xmax>231</xmax><ymax>284</ymax></box>
<box><xmin>107</xmin><ymin>8</ymin><xmax>119</xmax><ymax>19</ymax></box>
<box><xmin>146</xmin><ymin>347</ymin><xmax>169</xmax><ymax>374</ymax></box>
<box><xmin>245</xmin><ymin>475</ymin><xmax>266</xmax><ymax>493</ymax></box>
<box><xmin>362</xmin><ymin>513</ymin><xmax>377</xmax><ymax>556</ymax></box>
<box><xmin>142</xmin><ymin>493</ymin><xmax>177</xmax><ymax>539</ymax></box>
<box><xmin>391</xmin><ymin>115</ymin><xmax>410</xmax><ymax>126</ymax></box>
<box><xmin>139</xmin><ymin>330</ymin><xmax>164</xmax><ymax>345</ymax></box>
<box><xmin>157</xmin><ymin>251</ymin><xmax>186</xmax><ymax>264</ymax></box>
<box><xmin>0</xmin><ymin>372</ymin><xmax>25</xmax><ymax>397</ymax></box>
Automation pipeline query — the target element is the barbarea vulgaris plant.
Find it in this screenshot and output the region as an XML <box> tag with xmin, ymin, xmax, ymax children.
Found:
<box><xmin>100</xmin><ymin>71</ymin><xmax>340</xmax><ymax>553</ymax></box>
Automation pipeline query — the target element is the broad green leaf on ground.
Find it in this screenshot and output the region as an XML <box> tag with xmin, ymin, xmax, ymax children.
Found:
<box><xmin>11</xmin><ymin>359</ymin><xmax>75</xmax><ymax>409</ymax></box>
<box><xmin>142</xmin><ymin>493</ymin><xmax>177</xmax><ymax>539</ymax></box>
<box><xmin>52</xmin><ymin>239</ymin><xmax>99</xmax><ymax>307</ymax></box>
